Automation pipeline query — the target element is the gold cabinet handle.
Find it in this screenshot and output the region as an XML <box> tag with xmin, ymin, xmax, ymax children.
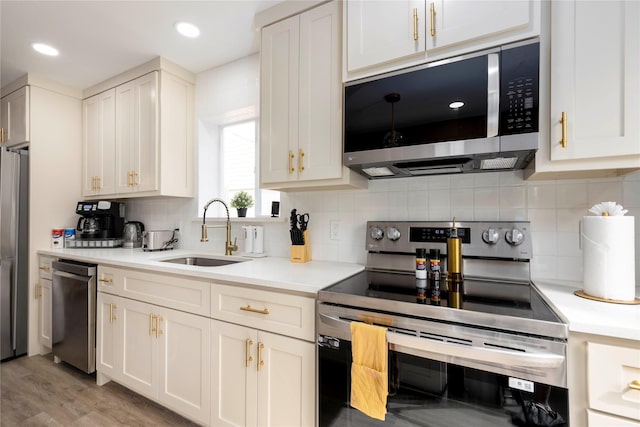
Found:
<box><xmin>39</xmin><ymin>265</ymin><xmax>50</xmax><ymax>272</ymax></box>
<box><xmin>155</xmin><ymin>315</ymin><xmax>163</xmax><ymax>338</ymax></box>
<box><xmin>91</xmin><ymin>176</ymin><xmax>95</xmax><ymax>191</ymax></box>
<box><xmin>132</xmin><ymin>171</ymin><xmax>139</xmax><ymax>187</ymax></box>
<box><xmin>298</xmin><ymin>149</ymin><xmax>305</xmax><ymax>173</ymax></box>
<box><xmin>246</xmin><ymin>339</ymin><xmax>254</xmax><ymax>367</ymax></box>
<box><xmin>560</xmin><ymin>112</ymin><xmax>568</xmax><ymax>148</ymax></box>
<box><xmin>109</xmin><ymin>303</ymin><xmax>117</xmax><ymax>323</ymax></box>
<box><xmin>430</xmin><ymin>2</ymin><xmax>436</xmax><ymax>37</ymax></box>
<box><xmin>127</xmin><ymin>171</ymin><xmax>132</xmax><ymax>187</ymax></box>
<box><xmin>240</xmin><ymin>305</ymin><xmax>270</xmax><ymax>315</ymax></box>
<box><xmin>149</xmin><ymin>313</ymin><xmax>155</xmax><ymax>336</ymax></box>
<box><xmin>289</xmin><ymin>151</ymin><xmax>295</xmax><ymax>173</ymax></box>
<box><xmin>630</xmin><ymin>380</ymin><xmax>640</xmax><ymax>391</ymax></box>
<box><xmin>413</xmin><ymin>8</ymin><xmax>419</xmax><ymax>41</ymax></box>
<box><xmin>0</xmin><ymin>128</ymin><xmax>4</xmax><ymax>143</ymax></box>
<box><xmin>257</xmin><ymin>342</ymin><xmax>265</xmax><ymax>372</ymax></box>
<box><xmin>98</xmin><ymin>277</ymin><xmax>113</xmax><ymax>284</ymax></box>
<box><xmin>34</xmin><ymin>283</ymin><xmax>41</xmax><ymax>299</ymax></box>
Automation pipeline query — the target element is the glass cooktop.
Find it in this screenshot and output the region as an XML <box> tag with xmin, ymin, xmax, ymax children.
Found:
<box><xmin>318</xmin><ymin>270</ymin><xmax>567</xmax><ymax>339</ymax></box>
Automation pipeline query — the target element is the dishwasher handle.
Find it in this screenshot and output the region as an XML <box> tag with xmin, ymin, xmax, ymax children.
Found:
<box><xmin>52</xmin><ymin>259</ymin><xmax>97</xmax><ymax>276</ymax></box>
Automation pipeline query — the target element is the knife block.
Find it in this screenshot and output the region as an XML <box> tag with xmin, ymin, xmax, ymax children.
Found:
<box><xmin>290</xmin><ymin>230</ymin><xmax>311</xmax><ymax>263</ymax></box>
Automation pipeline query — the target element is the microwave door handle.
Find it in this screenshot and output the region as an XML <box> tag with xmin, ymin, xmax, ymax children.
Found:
<box><xmin>487</xmin><ymin>53</ymin><xmax>500</xmax><ymax>138</ymax></box>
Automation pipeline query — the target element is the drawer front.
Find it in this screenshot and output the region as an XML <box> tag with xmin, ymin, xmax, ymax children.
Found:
<box><xmin>211</xmin><ymin>284</ymin><xmax>315</xmax><ymax>342</ymax></box>
<box><xmin>99</xmin><ymin>266</ymin><xmax>211</xmax><ymax>316</ymax></box>
<box><xmin>588</xmin><ymin>342</ymin><xmax>640</xmax><ymax>422</ymax></box>
<box><xmin>38</xmin><ymin>256</ymin><xmax>55</xmax><ymax>280</ymax></box>
<box><xmin>588</xmin><ymin>410</ymin><xmax>640</xmax><ymax>427</ymax></box>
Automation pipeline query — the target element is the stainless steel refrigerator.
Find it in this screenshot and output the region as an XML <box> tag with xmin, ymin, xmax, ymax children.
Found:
<box><xmin>0</xmin><ymin>145</ymin><xmax>29</xmax><ymax>361</ymax></box>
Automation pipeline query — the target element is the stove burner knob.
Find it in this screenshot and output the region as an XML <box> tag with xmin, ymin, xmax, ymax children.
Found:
<box><xmin>482</xmin><ymin>228</ymin><xmax>500</xmax><ymax>245</ymax></box>
<box><xmin>505</xmin><ymin>228</ymin><xmax>525</xmax><ymax>246</ymax></box>
<box><xmin>370</xmin><ymin>227</ymin><xmax>384</xmax><ymax>241</ymax></box>
<box><xmin>387</xmin><ymin>227</ymin><xmax>401</xmax><ymax>241</ymax></box>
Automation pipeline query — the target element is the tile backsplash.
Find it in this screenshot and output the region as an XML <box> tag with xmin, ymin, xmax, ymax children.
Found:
<box><xmin>126</xmin><ymin>170</ymin><xmax>640</xmax><ymax>283</ymax></box>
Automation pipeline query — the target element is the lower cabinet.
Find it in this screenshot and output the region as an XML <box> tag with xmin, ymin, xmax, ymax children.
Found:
<box><xmin>37</xmin><ymin>278</ymin><xmax>52</xmax><ymax>349</ymax></box>
<box><xmin>211</xmin><ymin>320</ymin><xmax>315</xmax><ymax>427</ymax></box>
<box><xmin>96</xmin><ymin>293</ymin><xmax>211</xmax><ymax>425</ymax></box>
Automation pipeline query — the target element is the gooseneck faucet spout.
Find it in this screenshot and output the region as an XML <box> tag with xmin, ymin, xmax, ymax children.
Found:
<box><xmin>201</xmin><ymin>198</ymin><xmax>238</xmax><ymax>256</ymax></box>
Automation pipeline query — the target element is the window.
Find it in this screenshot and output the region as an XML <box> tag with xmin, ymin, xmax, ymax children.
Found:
<box><xmin>203</xmin><ymin>119</ymin><xmax>278</xmax><ymax>218</ymax></box>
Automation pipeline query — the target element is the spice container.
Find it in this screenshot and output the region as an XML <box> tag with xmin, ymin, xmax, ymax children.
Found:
<box><xmin>415</xmin><ymin>248</ymin><xmax>427</xmax><ymax>279</ymax></box>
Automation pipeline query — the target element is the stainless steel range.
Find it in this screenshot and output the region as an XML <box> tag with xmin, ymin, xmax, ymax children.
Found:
<box><xmin>317</xmin><ymin>220</ymin><xmax>569</xmax><ymax>427</ymax></box>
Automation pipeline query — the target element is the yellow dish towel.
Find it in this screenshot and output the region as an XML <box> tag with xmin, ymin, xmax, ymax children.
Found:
<box><xmin>350</xmin><ymin>321</ymin><xmax>388</xmax><ymax>421</ymax></box>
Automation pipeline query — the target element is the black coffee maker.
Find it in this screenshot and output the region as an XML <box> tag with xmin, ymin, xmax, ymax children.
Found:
<box><xmin>76</xmin><ymin>201</ymin><xmax>125</xmax><ymax>239</ymax></box>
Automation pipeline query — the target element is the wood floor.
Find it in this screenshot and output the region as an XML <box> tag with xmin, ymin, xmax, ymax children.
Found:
<box><xmin>0</xmin><ymin>354</ymin><xmax>199</xmax><ymax>426</ymax></box>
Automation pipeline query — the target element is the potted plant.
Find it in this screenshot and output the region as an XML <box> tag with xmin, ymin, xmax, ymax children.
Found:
<box><xmin>230</xmin><ymin>191</ymin><xmax>254</xmax><ymax>217</ymax></box>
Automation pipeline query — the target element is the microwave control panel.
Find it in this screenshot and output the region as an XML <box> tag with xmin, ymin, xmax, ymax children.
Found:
<box><xmin>500</xmin><ymin>42</ymin><xmax>539</xmax><ymax>135</ymax></box>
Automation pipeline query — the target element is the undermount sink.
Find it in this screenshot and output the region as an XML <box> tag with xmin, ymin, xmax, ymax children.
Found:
<box><xmin>160</xmin><ymin>256</ymin><xmax>245</xmax><ymax>267</ymax></box>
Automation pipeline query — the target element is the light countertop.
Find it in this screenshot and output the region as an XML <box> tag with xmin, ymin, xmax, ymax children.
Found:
<box><xmin>533</xmin><ymin>279</ymin><xmax>640</xmax><ymax>342</ymax></box>
<box><xmin>38</xmin><ymin>248</ymin><xmax>364</xmax><ymax>296</ymax></box>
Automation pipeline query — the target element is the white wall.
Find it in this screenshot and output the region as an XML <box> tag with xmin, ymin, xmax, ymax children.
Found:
<box><xmin>127</xmin><ymin>170</ymin><xmax>640</xmax><ymax>283</ymax></box>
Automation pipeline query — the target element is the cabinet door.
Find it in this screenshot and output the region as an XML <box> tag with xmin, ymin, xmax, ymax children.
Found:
<box><xmin>257</xmin><ymin>331</ymin><xmax>315</xmax><ymax>427</ymax></box>
<box><xmin>346</xmin><ymin>0</ymin><xmax>425</xmax><ymax>71</ymax></box>
<box><xmin>211</xmin><ymin>320</ymin><xmax>258</xmax><ymax>427</ymax></box>
<box><xmin>298</xmin><ymin>1</ymin><xmax>342</xmax><ymax>182</ymax></box>
<box><xmin>156</xmin><ymin>306</ymin><xmax>211</xmax><ymax>426</ymax></box>
<box><xmin>82</xmin><ymin>89</ymin><xmax>116</xmax><ymax>196</ymax></box>
<box><xmin>0</xmin><ymin>86</ymin><xmax>30</xmax><ymax>146</ymax></box>
<box><xmin>426</xmin><ymin>0</ymin><xmax>533</xmax><ymax>51</ymax></box>
<box><xmin>115</xmin><ymin>72</ymin><xmax>158</xmax><ymax>193</ymax></box>
<box><xmin>38</xmin><ymin>278</ymin><xmax>52</xmax><ymax>349</ymax></box>
<box><xmin>96</xmin><ymin>292</ymin><xmax>121</xmax><ymax>379</ymax></box>
<box><xmin>260</xmin><ymin>14</ymin><xmax>300</xmax><ymax>184</ymax></box>
<box><xmin>119</xmin><ymin>297</ymin><xmax>157</xmax><ymax>398</ymax></box>
<box><xmin>550</xmin><ymin>0</ymin><xmax>640</xmax><ymax>161</ymax></box>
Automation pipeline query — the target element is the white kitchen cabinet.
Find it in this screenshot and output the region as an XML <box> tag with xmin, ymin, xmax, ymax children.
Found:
<box><xmin>426</xmin><ymin>0</ymin><xmax>533</xmax><ymax>52</ymax></box>
<box><xmin>0</xmin><ymin>86</ymin><xmax>29</xmax><ymax>146</ymax></box>
<box><xmin>211</xmin><ymin>320</ymin><xmax>315</xmax><ymax>427</ymax></box>
<box><xmin>260</xmin><ymin>1</ymin><xmax>366</xmax><ymax>191</ymax></box>
<box><xmin>527</xmin><ymin>0</ymin><xmax>640</xmax><ymax>179</ymax></box>
<box><xmin>568</xmin><ymin>332</ymin><xmax>640</xmax><ymax>426</ymax></box>
<box><xmin>36</xmin><ymin>255</ymin><xmax>54</xmax><ymax>351</ymax></box>
<box><xmin>96</xmin><ymin>292</ymin><xmax>119</xmax><ymax>379</ymax></box>
<box><xmin>82</xmin><ymin>60</ymin><xmax>194</xmax><ymax>199</ymax></box>
<box><xmin>82</xmin><ymin>88</ymin><xmax>116</xmax><ymax>196</ymax></box>
<box><xmin>345</xmin><ymin>0</ymin><xmax>539</xmax><ymax>75</ymax></box>
<box><xmin>96</xmin><ymin>292</ymin><xmax>211</xmax><ymax>425</ymax></box>
<box><xmin>115</xmin><ymin>72</ymin><xmax>158</xmax><ymax>194</ymax></box>
<box><xmin>346</xmin><ymin>0</ymin><xmax>425</xmax><ymax>72</ymax></box>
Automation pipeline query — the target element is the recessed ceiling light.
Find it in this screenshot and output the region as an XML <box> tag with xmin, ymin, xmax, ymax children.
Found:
<box><xmin>449</xmin><ymin>101</ymin><xmax>465</xmax><ymax>109</ymax></box>
<box><xmin>32</xmin><ymin>43</ymin><xmax>59</xmax><ymax>56</ymax></box>
<box><xmin>175</xmin><ymin>22</ymin><xmax>200</xmax><ymax>38</ymax></box>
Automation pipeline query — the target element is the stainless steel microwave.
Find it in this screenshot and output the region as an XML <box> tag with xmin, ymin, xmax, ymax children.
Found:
<box><xmin>343</xmin><ymin>39</ymin><xmax>540</xmax><ymax>178</ymax></box>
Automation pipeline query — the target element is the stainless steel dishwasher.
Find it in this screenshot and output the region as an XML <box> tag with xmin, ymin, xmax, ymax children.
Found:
<box><xmin>52</xmin><ymin>259</ymin><xmax>97</xmax><ymax>374</ymax></box>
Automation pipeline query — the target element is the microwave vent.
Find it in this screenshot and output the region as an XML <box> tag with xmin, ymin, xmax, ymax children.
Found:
<box><xmin>480</xmin><ymin>157</ymin><xmax>518</xmax><ymax>170</ymax></box>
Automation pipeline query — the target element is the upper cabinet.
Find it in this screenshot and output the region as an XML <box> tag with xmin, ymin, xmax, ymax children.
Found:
<box><xmin>260</xmin><ymin>0</ymin><xmax>367</xmax><ymax>191</ymax></box>
<box><xmin>0</xmin><ymin>86</ymin><xmax>30</xmax><ymax>146</ymax></box>
<box><xmin>346</xmin><ymin>0</ymin><xmax>425</xmax><ymax>72</ymax></box>
<box><xmin>526</xmin><ymin>0</ymin><xmax>640</xmax><ymax>179</ymax></box>
<box><xmin>82</xmin><ymin>59</ymin><xmax>194</xmax><ymax>199</ymax></box>
<box><xmin>345</xmin><ymin>0</ymin><xmax>540</xmax><ymax>77</ymax></box>
<box><xmin>83</xmin><ymin>88</ymin><xmax>116</xmax><ymax>196</ymax></box>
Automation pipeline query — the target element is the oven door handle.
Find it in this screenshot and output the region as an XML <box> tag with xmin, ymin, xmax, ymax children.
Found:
<box><xmin>319</xmin><ymin>313</ymin><xmax>564</xmax><ymax>369</ymax></box>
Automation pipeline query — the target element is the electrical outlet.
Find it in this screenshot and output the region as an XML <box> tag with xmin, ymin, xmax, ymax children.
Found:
<box><xmin>330</xmin><ymin>220</ymin><xmax>341</xmax><ymax>240</ymax></box>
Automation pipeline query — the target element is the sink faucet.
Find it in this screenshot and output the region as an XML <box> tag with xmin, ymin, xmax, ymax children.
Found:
<box><xmin>201</xmin><ymin>198</ymin><xmax>238</xmax><ymax>255</ymax></box>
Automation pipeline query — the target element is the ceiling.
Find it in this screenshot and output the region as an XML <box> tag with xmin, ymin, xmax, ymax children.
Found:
<box><xmin>0</xmin><ymin>0</ymin><xmax>286</xmax><ymax>91</ymax></box>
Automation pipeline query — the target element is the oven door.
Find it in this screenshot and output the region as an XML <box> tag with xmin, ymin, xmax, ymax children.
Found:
<box><xmin>318</xmin><ymin>306</ymin><xmax>569</xmax><ymax>426</ymax></box>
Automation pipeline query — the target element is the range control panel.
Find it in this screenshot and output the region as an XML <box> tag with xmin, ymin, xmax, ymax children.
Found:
<box><xmin>366</xmin><ymin>220</ymin><xmax>531</xmax><ymax>260</ymax></box>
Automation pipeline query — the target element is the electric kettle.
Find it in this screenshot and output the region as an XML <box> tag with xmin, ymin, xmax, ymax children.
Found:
<box><xmin>122</xmin><ymin>221</ymin><xmax>145</xmax><ymax>248</ymax></box>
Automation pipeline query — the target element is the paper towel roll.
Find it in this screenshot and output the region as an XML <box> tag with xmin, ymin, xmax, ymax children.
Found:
<box><xmin>582</xmin><ymin>216</ymin><xmax>636</xmax><ymax>301</ymax></box>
